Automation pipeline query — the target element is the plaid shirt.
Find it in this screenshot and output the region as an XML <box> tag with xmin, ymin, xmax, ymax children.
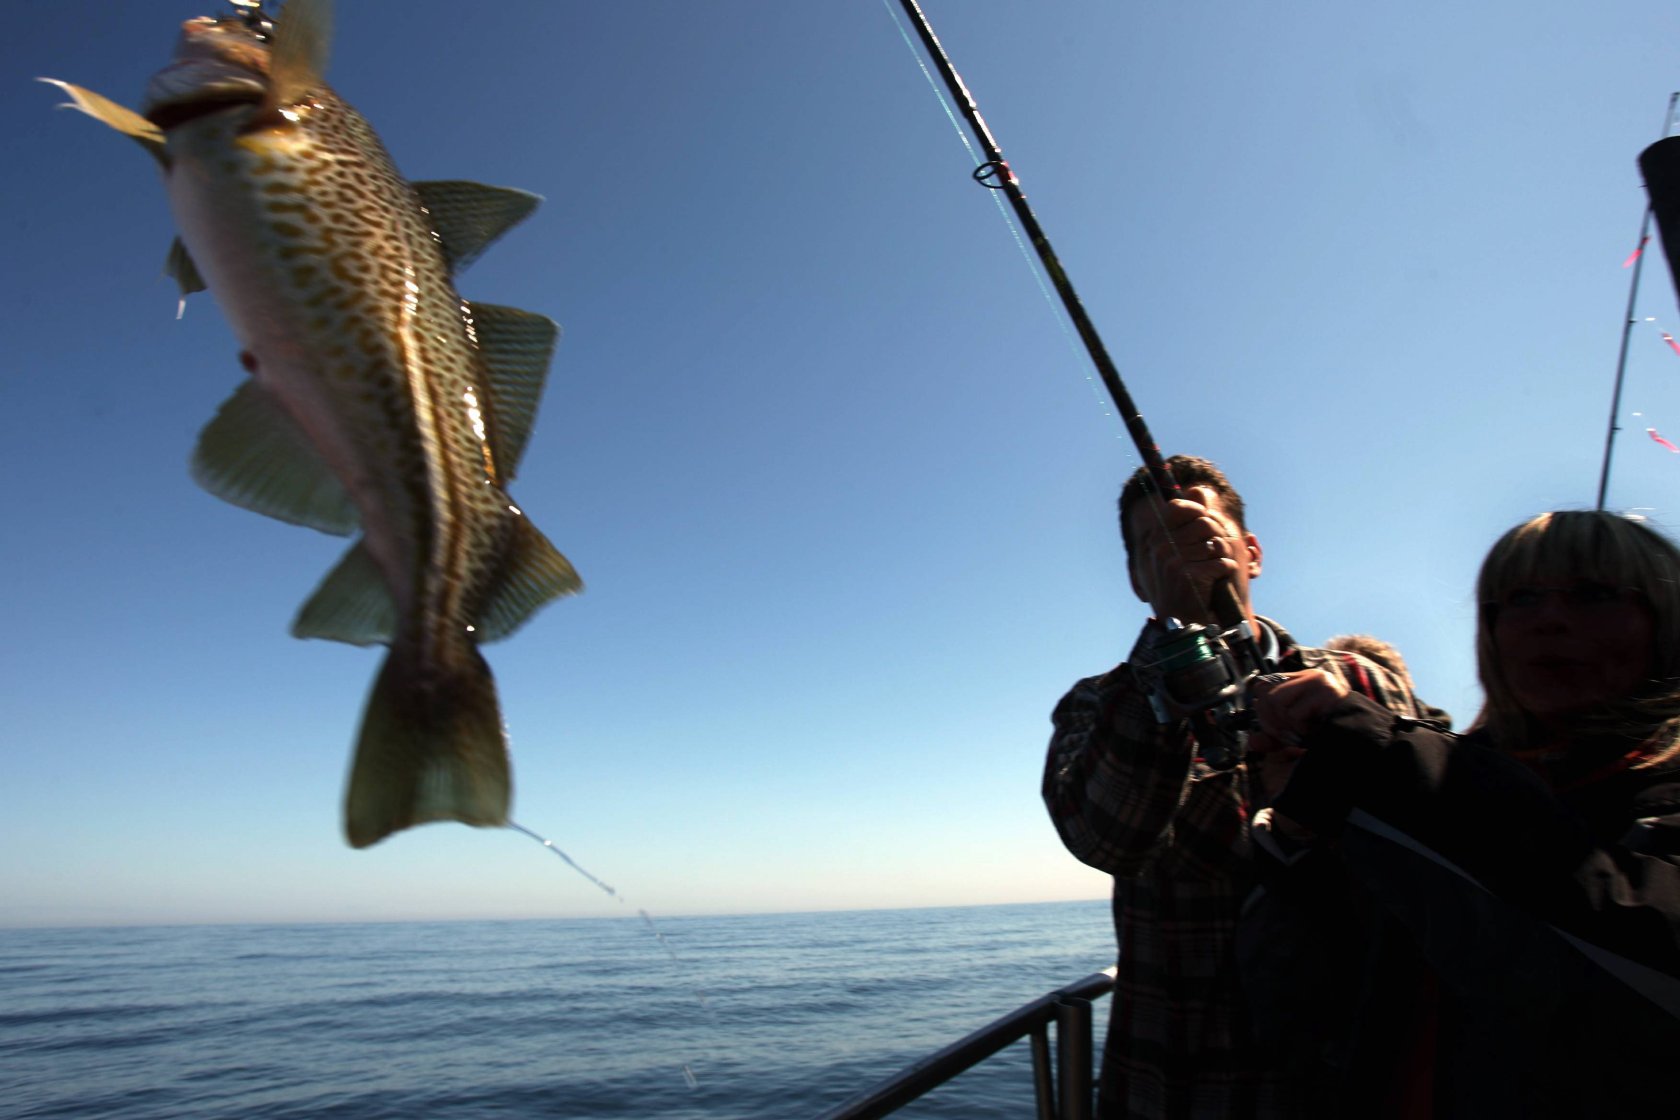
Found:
<box><xmin>1043</xmin><ymin>618</ymin><xmax>1428</xmax><ymax>1120</ymax></box>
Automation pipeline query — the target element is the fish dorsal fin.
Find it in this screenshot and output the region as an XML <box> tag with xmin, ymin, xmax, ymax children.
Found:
<box><xmin>270</xmin><ymin>0</ymin><xmax>333</xmax><ymax>106</ymax></box>
<box><xmin>413</xmin><ymin>182</ymin><xmax>542</xmax><ymax>273</ymax></box>
<box><xmin>475</xmin><ymin>515</ymin><xmax>582</xmax><ymax>643</ymax></box>
<box><xmin>191</xmin><ymin>379</ymin><xmax>359</xmax><ymax>535</ymax></box>
<box><xmin>165</xmin><ymin>238</ymin><xmax>207</xmax><ymax>300</ymax></box>
<box><xmin>40</xmin><ymin>79</ymin><xmax>167</xmax><ymax>164</ymax></box>
<box><xmin>293</xmin><ymin>540</ymin><xmax>396</xmax><ymax>646</ymax></box>
<box><xmin>468</xmin><ymin>302</ymin><xmax>558</xmax><ymax>477</ymax></box>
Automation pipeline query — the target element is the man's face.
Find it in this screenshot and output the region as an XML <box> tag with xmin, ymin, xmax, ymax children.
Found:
<box><xmin>1123</xmin><ymin>485</ymin><xmax>1262</xmax><ymax>623</ymax></box>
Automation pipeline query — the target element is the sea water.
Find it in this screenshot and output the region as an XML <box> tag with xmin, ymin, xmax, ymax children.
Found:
<box><xmin>1</xmin><ymin>900</ymin><xmax>1112</xmax><ymax>1119</ymax></box>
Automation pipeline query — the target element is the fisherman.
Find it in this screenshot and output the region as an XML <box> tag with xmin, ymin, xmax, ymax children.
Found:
<box><xmin>1041</xmin><ymin>455</ymin><xmax>1439</xmax><ymax>1119</ymax></box>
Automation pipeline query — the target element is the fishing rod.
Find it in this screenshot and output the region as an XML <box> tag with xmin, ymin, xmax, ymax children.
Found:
<box><xmin>895</xmin><ymin>0</ymin><xmax>1264</xmax><ymax>767</ymax></box>
<box><xmin>1596</xmin><ymin>92</ymin><xmax>1679</xmax><ymax>511</ymax></box>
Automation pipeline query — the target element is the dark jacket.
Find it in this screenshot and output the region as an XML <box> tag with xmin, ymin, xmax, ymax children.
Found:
<box><xmin>1044</xmin><ymin>623</ymin><xmax>1431</xmax><ymax>1119</ymax></box>
<box><xmin>1239</xmin><ymin>696</ymin><xmax>1680</xmax><ymax>1117</ymax></box>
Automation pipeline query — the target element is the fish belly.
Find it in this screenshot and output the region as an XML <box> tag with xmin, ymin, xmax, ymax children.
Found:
<box><xmin>162</xmin><ymin>95</ymin><xmax>516</xmax><ymax>646</ymax></box>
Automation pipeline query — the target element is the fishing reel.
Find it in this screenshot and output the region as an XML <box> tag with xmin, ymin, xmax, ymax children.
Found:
<box><xmin>1133</xmin><ymin>617</ymin><xmax>1261</xmax><ymax>770</ymax></box>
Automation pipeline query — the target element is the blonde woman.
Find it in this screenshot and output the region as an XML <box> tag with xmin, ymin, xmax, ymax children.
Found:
<box><xmin>1243</xmin><ymin>511</ymin><xmax>1680</xmax><ymax>1116</ymax></box>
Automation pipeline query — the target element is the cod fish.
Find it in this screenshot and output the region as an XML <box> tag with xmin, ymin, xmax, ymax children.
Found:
<box><xmin>46</xmin><ymin>0</ymin><xmax>580</xmax><ymax>848</ymax></box>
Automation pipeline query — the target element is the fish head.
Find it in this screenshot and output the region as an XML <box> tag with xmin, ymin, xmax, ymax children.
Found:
<box><xmin>142</xmin><ymin>15</ymin><xmax>273</xmax><ymax>131</ymax></box>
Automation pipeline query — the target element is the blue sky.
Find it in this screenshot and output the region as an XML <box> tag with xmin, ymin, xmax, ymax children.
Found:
<box><xmin>5</xmin><ymin>0</ymin><xmax>1680</xmax><ymax>927</ymax></box>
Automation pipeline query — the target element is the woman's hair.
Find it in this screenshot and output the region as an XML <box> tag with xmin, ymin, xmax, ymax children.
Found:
<box><xmin>1474</xmin><ymin>510</ymin><xmax>1680</xmax><ymax>760</ymax></box>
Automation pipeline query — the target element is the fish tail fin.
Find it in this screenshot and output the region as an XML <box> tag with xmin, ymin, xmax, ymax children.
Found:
<box><xmin>343</xmin><ymin>639</ymin><xmax>509</xmax><ymax>849</ymax></box>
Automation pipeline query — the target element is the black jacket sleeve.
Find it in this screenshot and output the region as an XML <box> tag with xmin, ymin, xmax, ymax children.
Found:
<box><xmin>1272</xmin><ymin>694</ymin><xmax>1680</xmax><ymax>977</ymax></box>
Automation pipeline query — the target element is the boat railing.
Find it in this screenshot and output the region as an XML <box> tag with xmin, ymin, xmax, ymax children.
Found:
<box><xmin>812</xmin><ymin>965</ymin><xmax>1116</xmax><ymax>1120</ymax></box>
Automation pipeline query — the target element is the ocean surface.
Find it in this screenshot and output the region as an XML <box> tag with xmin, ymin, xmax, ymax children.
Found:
<box><xmin>1</xmin><ymin>900</ymin><xmax>1113</xmax><ymax>1119</ymax></box>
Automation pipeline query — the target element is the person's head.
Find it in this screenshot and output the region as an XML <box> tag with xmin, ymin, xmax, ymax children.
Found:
<box><xmin>1474</xmin><ymin>511</ymin><xmax>1680</xmax><ymax>755</ymax></box>
<box><xmin>1118</xmin><ymin>456</ymin><xmax>1260</xmax><ymax>616</ymax></box>
<box><xmin>1325</xmin><ymin>634</ymin><xmax>1415</xmax><ymax>691</ymax></box>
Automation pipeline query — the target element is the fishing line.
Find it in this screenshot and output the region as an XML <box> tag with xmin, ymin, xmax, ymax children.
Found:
<box><xmin>885</xmin><ymin>2</ymin><xmax>1268</xmax><ymax>770</ymax></box>
<box><xmin>506</xmin><ymin>820</ymin><xmax>708</xmax><ymax>1090</ymax></box>
<box><xmin>879</xmin><ymin>0</ymin><xmax>1120</xmax><ymax>431</ymax></box>
<box><xmin>880</xmin><ymin>0</ymin><xmax>1205</xmax><ymax>625</ymax></box>
<box><xmin>507</xmin><ymin>819</ymin><xmax>621</xmax><ymax>897</ymax></box>
<box><xmin>888</xmin><ymin>0</ymin><xmax>1270</xmax><ymax>772</ymax></box>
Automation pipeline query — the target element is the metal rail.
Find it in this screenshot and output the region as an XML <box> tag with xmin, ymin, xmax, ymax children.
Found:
<box><xmin>813</xmin><ymin>966</ymin><xmax>1116</xmax><ymax>1120</ymax></box>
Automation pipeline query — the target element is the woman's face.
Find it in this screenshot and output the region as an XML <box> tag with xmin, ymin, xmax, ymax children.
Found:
<box><xmin>1491</xmin><ymin>577</ymin><xmax>1656</xmax><ymax>721</ymax></box>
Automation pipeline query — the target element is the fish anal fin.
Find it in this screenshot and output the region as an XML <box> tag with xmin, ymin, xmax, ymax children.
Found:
<box><xmin>269</xmin><ymin>0</ymin><xmax>333</xmax><ymax>107</ymax></box>
<box><xmin>468</xmin><ymin>301</ymin><xmax>558</xmax><ymax>477</ymax></box>
<box><xmin>292</xmin><ymin>541</ymin><xmax>396</xmax><ymax>647</ymax></box>
<box><xmin>414</xmin><ymin>181</ymin><xmax>542</xmax><ymax>273</ymax></box>
<box><xmin>191</xmin><ymin>380</ymin><xmax>359</xmax><ymax>535</ymax></box>
<box><xmin>476</xmin><ymin>515</ymin><xmax>582</xmax><ymax>643</ymax></box>
<box><xmin>40</xmin><ymin>78</ymin><xmax>167</xmax><ymax>164</ymax></box>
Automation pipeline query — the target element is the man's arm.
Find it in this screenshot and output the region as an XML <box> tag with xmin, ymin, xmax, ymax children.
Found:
<box><xmin>1044</xmin><ymin>636</ymin><xmax>1430</xmax><ymax>881</ymax></box>
<box><xmin>1042</xmin><ymin>657</ymin><xmax>1210</xmax><ymax>879</ymax></box>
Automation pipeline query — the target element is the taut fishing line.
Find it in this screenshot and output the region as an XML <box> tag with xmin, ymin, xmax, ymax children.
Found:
<box><xmin>880</xmin><ymin>0</ymin><xmax>1195</xmax><ymax>637</ymax></box>
<box><xmin>506</xmin><ymin>820</ymin><xmax>707</xmax><ymax>1091</ymax></box>
<box><xmin>883</xmin><ymin>1</ymin><xmax>1265</xmax><ymax>767</ymax></box>
<box><xmin>880</xmin><ymin>0</ymin><xmax>1120</xmax><ymax>433</ymax></box>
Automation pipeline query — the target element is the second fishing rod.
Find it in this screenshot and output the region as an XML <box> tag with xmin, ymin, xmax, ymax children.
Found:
<box><xmin>896</xmin><ymin>0</ymin><xmax>1268</xmax><ymax>767</ymax></box>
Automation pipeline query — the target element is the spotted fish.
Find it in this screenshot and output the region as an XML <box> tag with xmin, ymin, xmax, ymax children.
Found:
<box><xmin>45</xmin><ymin>0</ymin><xmax>580</xmax><ymax>847</ymax></box>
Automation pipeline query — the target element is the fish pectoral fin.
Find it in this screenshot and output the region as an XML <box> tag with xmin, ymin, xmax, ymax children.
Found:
<box><xmin>414</xmin><ymin>181</ymin><xmax>543</xmax><ymax>274</ymax></box>
<box><xmin>468</xmin><ymin>301</ymin><xmax>559</xmax><ymax>477</ymax></box>
<box><xmin>165</xmin><ymin>238</ymin><xmax>207</xmax><ymax>299</ymax></box>
<box><xmin>191</xmin><ymin>380</ymin><xmax>360</xmax><ymax>535</ymax></box>
<box><xmin>269</xmin><ymin>0</ymin><xmax>333</xmax><ymax>107</ymax></box>
<box><xmin>292</xmin><ymin>541</ymin><xmax>396</xmax><ymax>646</ymax></box>
<box><xmin>476</xmin><ymin>516</ymin><xmax>582</xmax><ymax>643</ymax></box>
<box><xmin>40</xmin><ymin>79</ymin><xmax>167</xmax><ymax>164</ymax></box>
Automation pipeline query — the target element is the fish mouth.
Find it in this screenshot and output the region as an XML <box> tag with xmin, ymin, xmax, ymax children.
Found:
<box><xmin>142</xmin><ymin>16</ymin><xmax>271</xmax><ymax>130</ymax></box>
<box><xmin>144</xmin><ymin>88</ymin><xmax>266</xmax><ymax>131</ymax></box>
<box><xmin>142</xmin><ymin>62</ymin><xmax>267</xmax><ymax>130</ymax></box>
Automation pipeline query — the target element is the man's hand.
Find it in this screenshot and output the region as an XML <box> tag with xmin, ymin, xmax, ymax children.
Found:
<box><xmin>1249</xmin><ymin>669</ymin><xmax>1350</xmax><ymax>741</ymax></box>
<box><xmin>1128</xmin><ymin>485</ymin><xmax>1251</xmax><ymax>624</ymax></box>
